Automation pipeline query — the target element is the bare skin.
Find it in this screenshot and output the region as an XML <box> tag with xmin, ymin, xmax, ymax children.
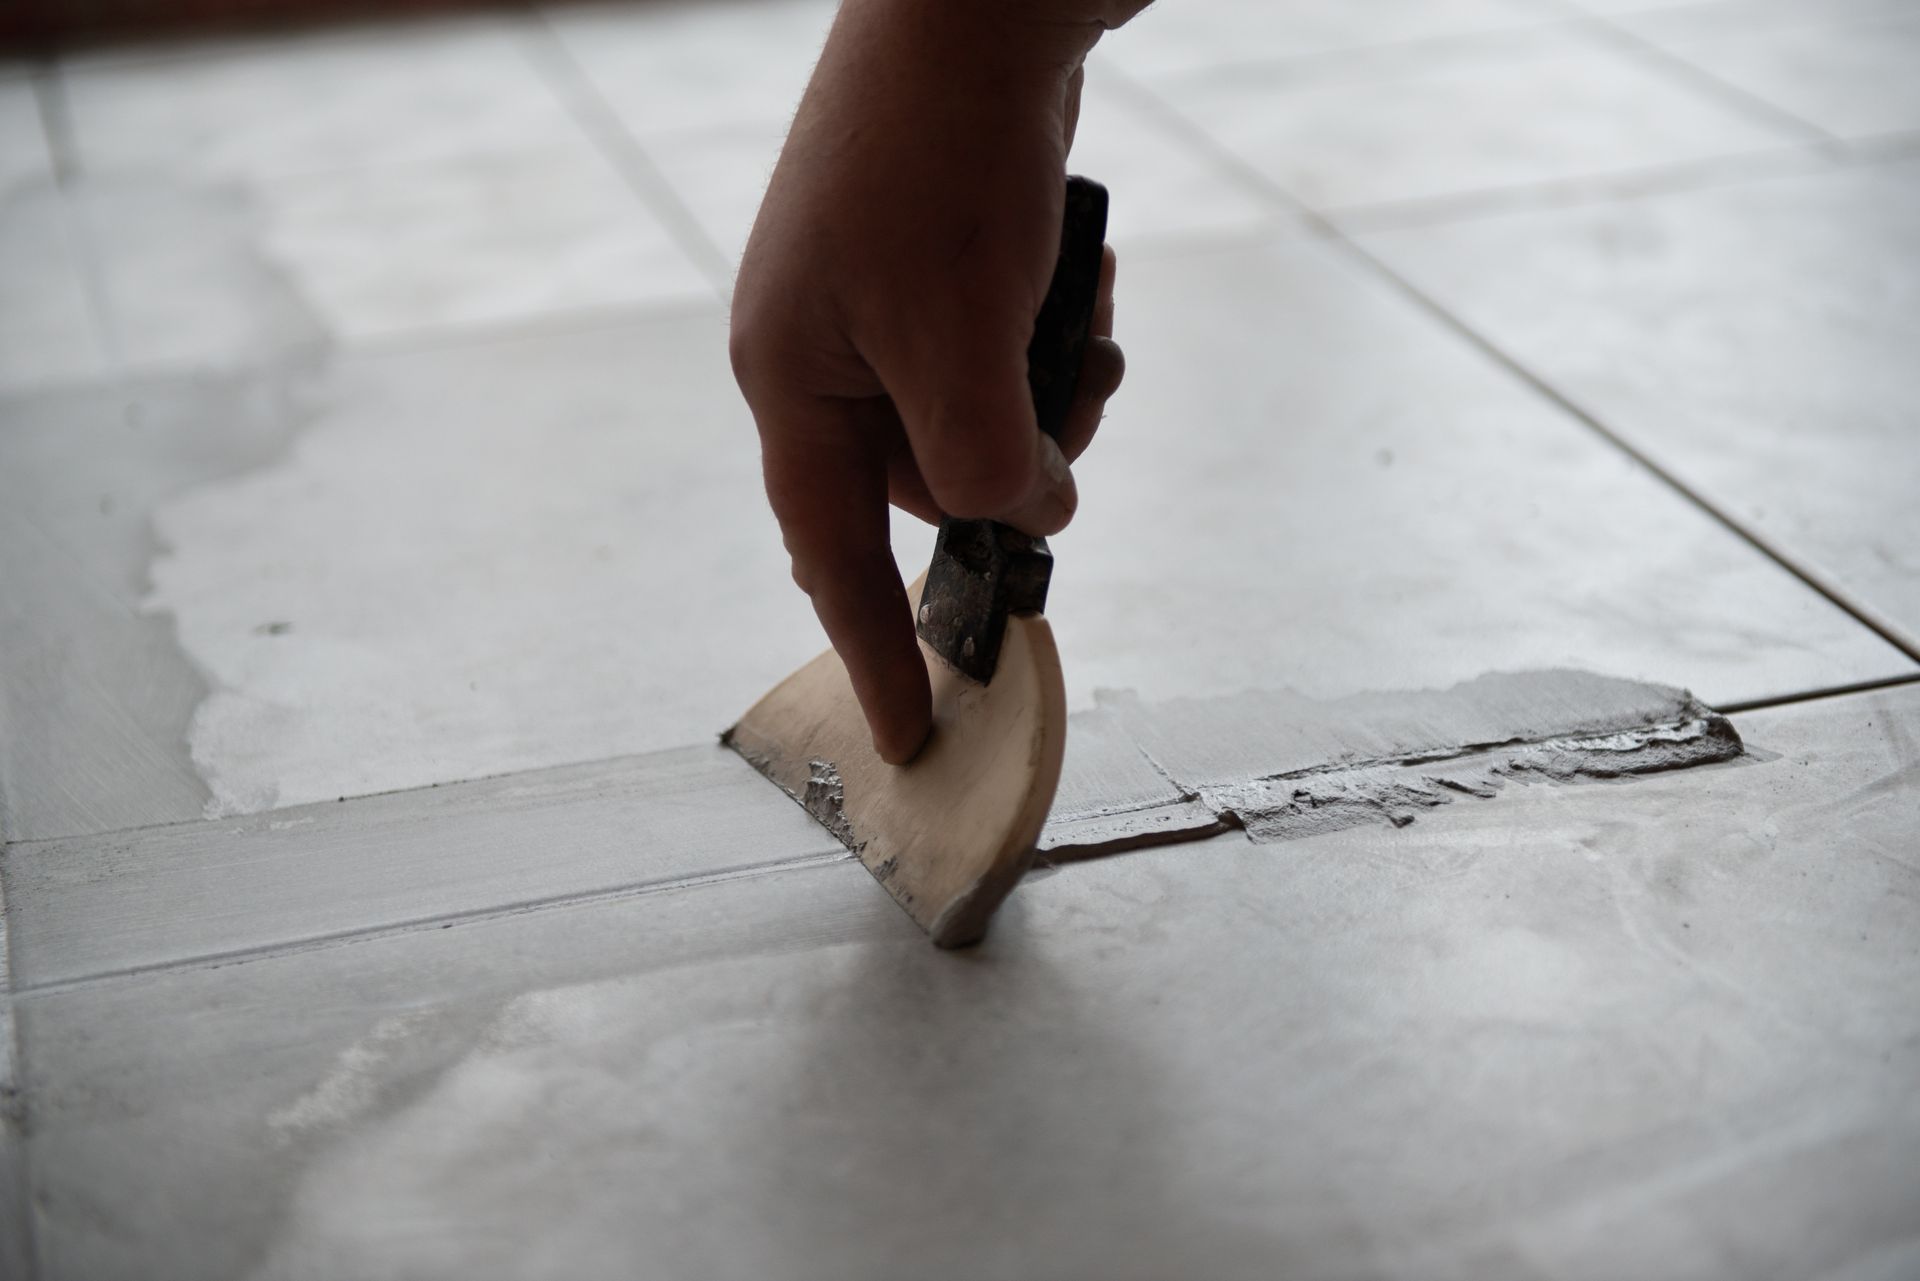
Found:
<box><xmin>730</xmin><ymin>0</ymin><xmax>1150</xmax><ymax>764</ymax></box>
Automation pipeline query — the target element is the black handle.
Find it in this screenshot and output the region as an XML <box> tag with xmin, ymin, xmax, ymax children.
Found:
<box><xmin>915</xmin><ymin>177</ymin><xmax>1109</xmax><ymax>684</ymax></box>
<box><xmin>1027</xmin><ymin>176</ymin><xmax>1111</xmax><ymax>440</ymax></box>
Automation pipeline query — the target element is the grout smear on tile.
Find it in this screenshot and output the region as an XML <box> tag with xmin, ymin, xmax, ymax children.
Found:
<box><xmin>1040</xmin><ymin>670</ymin><xmax>1742</xmax><ymax>859</ymax></box>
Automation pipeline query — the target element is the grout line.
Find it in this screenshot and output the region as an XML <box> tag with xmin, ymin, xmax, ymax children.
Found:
<box><xmin>1321</xmin><ymin>140</ymin><xmax>1832</xmax><ymax>233</ymax></box>
<box><xmin>1716</xmin><ymin>673</ymin><xmax>1920</xmax><ymax>717</ymax></box>
<box><xmin>1574</xmin><ymin>12</ymin><xmax>1841</xmax><ymax>148</ymax></box>
<box><xmin>0</xmin><ymin>292</ymin><xmax>729</xmax><ymax>415</ymax></box>
<box><xmin>0</xmin><ymin>865</ymin><xmax>46</xmax><ymax>1281</ymax></box>
<box><xmin>1840</xmin><ymin>127</ymin><xmax>1920</xmax><ymax>164</ymax></box>
<box><xmin>14</xmin><ymin>848</ymin><xmax>854</xmax><ymax>998</ymax></box>
<box><xmin>1097</xmin><ymin>63</ymin><xmax>1920</xmax><ymax>669</ymax></box>
<box><xmin>340</xmin><ymin>292</ymin><xmax>727</xmax><ymax>364</ymax></box>
<box><xmin>28</xmin><ymin>64</ymin><xmax>128</xmax><ymax>380</ymax></box>
<box><xmin>4</xmin><ymin>737</ymin><xmax>748</xmax><ymax>852</ymax></box>
<box><xmin>1115</xmin><ymin>14</ymin><xmax>1583</xmax><ymax>98</ymax></box>
<box><xmin>515</xmin><ymin>10</ymin><xmax>736</xmax><ymax>302</ymax></box>
<box><xmin>1335</xmin><ymin>232</ymin><xmax>1920</xmax><ymax>668</ymax></box>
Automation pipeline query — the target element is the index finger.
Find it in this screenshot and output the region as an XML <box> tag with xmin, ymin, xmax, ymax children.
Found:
<box><xmin>756</xmin><ymin>397</ymin><xmax>933</xmax><ymax>766</ymax></box>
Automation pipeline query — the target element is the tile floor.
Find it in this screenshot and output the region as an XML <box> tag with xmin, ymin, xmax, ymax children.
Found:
<box><xmin>2</xmin><ymin>0</ymin><xmax>1917</xmax><ymax>1276</ymax></box>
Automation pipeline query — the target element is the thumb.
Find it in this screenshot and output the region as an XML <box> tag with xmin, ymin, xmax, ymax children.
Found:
<box><xmin>875</xmin><ymin>307</ymin><xmax>1078</xmax><ymax>537</ymax></box>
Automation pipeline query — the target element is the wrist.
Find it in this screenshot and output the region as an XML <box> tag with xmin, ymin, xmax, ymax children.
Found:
<box><xmin>832</xmin><ymin>0</ymin><xmax>1131</xmax><ymax>84</ymax></box>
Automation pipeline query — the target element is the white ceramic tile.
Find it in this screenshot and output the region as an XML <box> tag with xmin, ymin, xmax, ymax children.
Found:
<box><xmin>107</xmin><ymin>228</ymin><xmax>1910</xmax><ymax>820</ymax></box>
<box><xmin>13</xmin><ymin>687</ymin><xmax>1920</xmax><ymax>1280</ymax></box>
<box><xmin>1359</xmin><ymin>157</ymin><xmax>1920</xmax><ymax>650</ymax></box>
<box><xmin>1067</xmin><ymin>76</ymin><xmax>1281</xmax><ymax>249</ymax></box>
<box><xmin>140</xmin><ymin>312</ymin><xmax>824</xmax><ymax>817</ymax></box>
<box><xmin>0</xmin><ymin>187</ymin><xmax>108</xmax><ymax>394</ymax></box>
<box><xmin>641</xmin><ymin>120</ymin><xmax>787</xmax><ymax>271</ymax></box>
<box><xmin>640</xmin><ymin>75</ymin><xmax>1282</xmax><ymax>274</ymax></box>
<box><xmin>0</xmin><ymin>77</ymin><xmax>53</xmax><ymax>194</ymax></box>
<box><xmin>67</xmin><ymin>173</ymin><xmax>327</xmax><ymax>378</ymax></box>
<box><xmin>1038</xmin><ymin>234</ymin><xmax>1911</xmax><ymax>710</ymax></box>
<box><xmin>544</xmin><ymin>0</ymin><xmax>837</xmax><ymax>138</ymax></box>
<box><xmin>1155</xmin><ymin>25</ymin><xmax>1794</xmax><ymax>213</ymax></box>
<box><xmin>1572</xmin><ymin>0</ymin><xmax>1907</xmax><ymax>17</ymax></box>
<box><xmin>255</xmin><ymin>139</ymin><xmax>714</xmax><ymax>341</ymax></box>
<box><xmin>61</xmin><ymin>16</ymin><xmax>581</xmax><ymax>185</ymax></box>
<box><xmin>1626</xmin><ymin>10</ymin><xmax>1920</xmax><ymax>139</ymax></box>
<box><xmin>1607</xmin><ymin>0</ymin><xmax>1917</xmax><ymax>40</ymax></box>
<box><xmin>1099</xmin><ymin>0</ymin><xmax>1558</xmax><ymax>82</ymax></box>
<box><xmin>5</xmin><ymin>745</ymin><xmax>841</xmax><ymax>987</ymax></box>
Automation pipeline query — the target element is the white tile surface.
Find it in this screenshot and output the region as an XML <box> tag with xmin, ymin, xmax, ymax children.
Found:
<box><xmin>1623</xmin><ymin>9</ymin><xmax>1920</xmax><ymax>140</ymax></box>
<box><xmin>142</xmin><ymin>311</ymin><xmax>823</xmax><ymax>817</ymax></box>
<box><xmin>256</xmin><ymin>139</ymin><xmax>715</xmax><ymax>341</ymax></box>
<box><xmin>1572</xmin><ymin>0</ymin><xmax>1908</xmax><ymax>19</ymax></box>
<box><xmin>0</xmin><ymin>77</ymin><xmax>53</xmax><ymax>195</ymax></box>
<box><xmin>14</xmin><ymin>687</ymin><xmax>1920</xmax><ymax>1280</ymax></box>
<box><xmin>1098</xmin><ymin>0</ymin><xmax>1558</xmax><ymax>82</ymax></box>
<box><xmin>640</xmin><ymin>121</ymin><xmax>787</xmax><ymax>271</ymax></box>
<box><xmin>1360</xmin><ymin>157</ymin><xmax>1920</xmax><ymax>651</ymax></box>
<box><xmin>109</xmin><ymin>231</ymin><xmax>1910</xmax><ymax>819</ymax></box>
<box><xmin>1037</xmin><ymin>234</ymin><xmax>1911</xmax><ymax>709</ymax></box>
<box><xmin>5</xmin><ymin>745</ymin><xmax>841</xmax><ymax>987</ymax></box>
<box><xmin>68</xmin><ymin>174</ymin><xmax>327</xmax><ymax>378</ymax></box>
<box><xmin>544</xmin><ymin>0</ymin><xmax>836</xmax><ymax>138</ymax></box>
<box><xmin>61</xmin><ymin>16</ymin><xmax>579</xmax><ymax>185</ymax></box>
<box><xmin>0</xmin><ymin>188</ymin><xmax>107</xmax><ymax>394</ymax></box>
<box><xmin>1068</xmin><ymin>76</ymin><xmax>1282</xmax><ymax>249</ymax></box>
<box><xmin>1153</xmin><ymin>25</ymin><xmax>1795</xmax><ymax>213</ymax></box>
<box><xmin>640</xmin><ymin>74</ymin><xmax>1283</xmax><ymax>275</ymax></box>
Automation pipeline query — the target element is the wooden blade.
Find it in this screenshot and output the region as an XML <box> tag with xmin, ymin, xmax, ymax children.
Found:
<box><xmin>725</xmin><ymin>591</ymin><xmax>1066</xmax><ymax>948</ymax></box>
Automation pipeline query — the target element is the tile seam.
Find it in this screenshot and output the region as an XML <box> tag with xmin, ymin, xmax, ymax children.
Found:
<box><xmin>1714</xmin><ymin>673</ymin><xmax>1920</xmax><ymax>717</ymax></box>
<box><xmin>2</xmin><ymin>741</ymin><xmax>774</xmax><ymax>852</ymax></box>
<box><xmin>0</xmin><ymin>857</ymin><xmax>46</xmax><ymax>1281</ymax></box>
<box><xmin>0</xmin><ymin>293</ymin><xmax>729</xmax><ymax>414</ymax></box>
<box><xmin>1094</xmin><ymin>63</ymin><xmax>1920</xmax><ymax>668</ymax></box>
<box><xmin>1114</xmin><ymin>13</ymin><xmax>1588</xmax><ymax>96</ymax></box>
<box><xmin>516</xmin><ymin>9</ymin><xmax>735</xmax><ymax>300</ymax></box>
<box><xmin>1574</xmin><ymin>12</ymin><xmax>1840</xmax><ymax>147</ymax></box>
<box><xmin>29</xmin><ymin>65</ymin><xmax>127</xmax><ymax>381</ymax></box>
<box><xmin>14</xmin><ymin>848</ymin><xmax>854</xmax><ymax>998</ymax></box>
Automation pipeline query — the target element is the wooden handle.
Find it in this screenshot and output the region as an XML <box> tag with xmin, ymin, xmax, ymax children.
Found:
<box><xmin>1026</xmin><ymin>176</ymin><xmax>1111</xmax><ymax>440</ymax></box>
<box><xmin>916</xmin><ymin>176</ymin><xmax>1109</xmax><ymax>683</ymax></box>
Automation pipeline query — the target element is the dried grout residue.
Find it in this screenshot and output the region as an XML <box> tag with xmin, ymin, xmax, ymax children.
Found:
<box><xmin>799</xmin><ymin>758</ymin><xmax>860</xmax><ymax>852</ymax></box>
<box><xmin>1040</xmin><ymin>670</ymin><xmax>1742</xmax><ymax>859</ymax></box>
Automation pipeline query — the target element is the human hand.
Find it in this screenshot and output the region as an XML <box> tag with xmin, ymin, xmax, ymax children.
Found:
<box><xmin>730</xmin><ymin>0</ymin><xmax>1125</xmax><ymax>764</ymax></box>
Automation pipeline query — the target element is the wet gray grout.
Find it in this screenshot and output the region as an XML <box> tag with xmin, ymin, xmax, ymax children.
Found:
<box><xmin>8</xmin><ymin>671</ymin><xmax>1906</xmax><ymax>1000</ymax></box>
<box><xmin>1093</xmin><ymin>58</ymin><xmax>1920</xmax><ymax>671</ymax></box>
<box><xmin>0</xmin><ymin>292</ymin><xmax>729</xmax><ymax>413</ymax></box>
<box><xmin>9</xmin><ymin>849</ymin><xmax>855</xmax><ymax>1000</ymax></box>
<box><xmin>0</xmin><ymin>870</ymin><xmax>45</xmax><ymax>1281</ymax></box>
<box><xmin>514</xmin><ymin>8</ymin><xmax>737</xmax><ymax>302</ymax></box>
